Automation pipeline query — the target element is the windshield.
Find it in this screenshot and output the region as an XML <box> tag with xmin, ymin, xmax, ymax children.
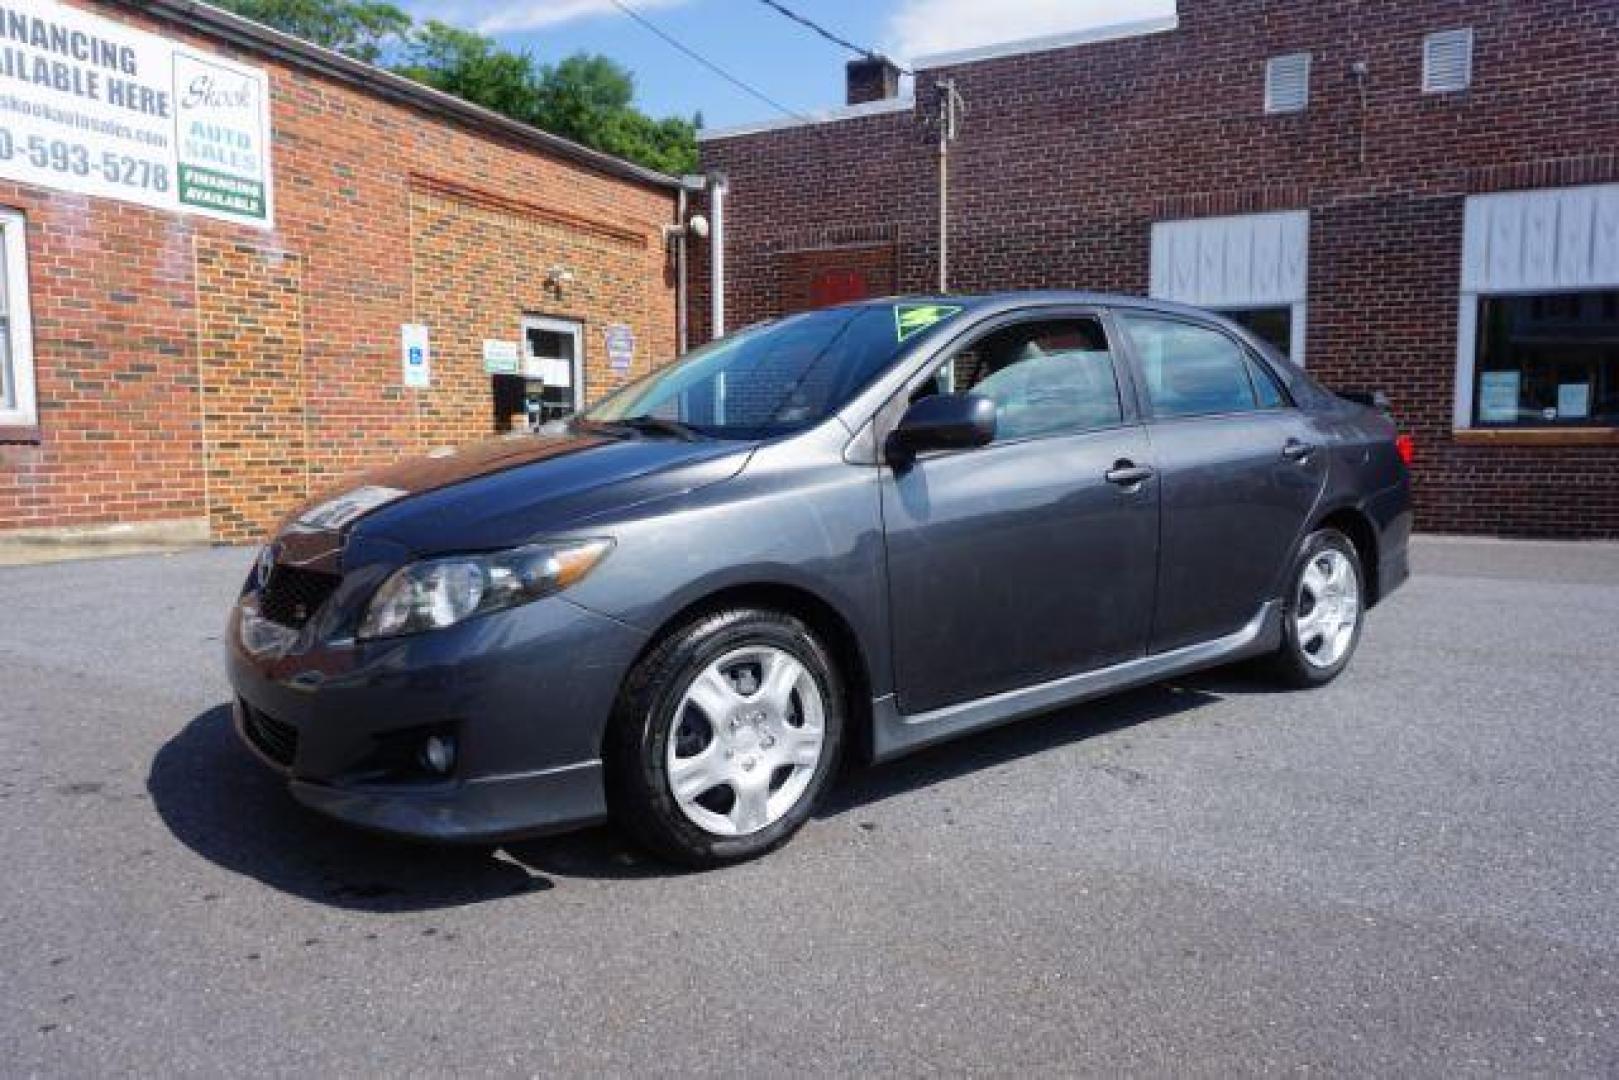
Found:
<box><xmin>583</xmin><ymin>306</ymin><xmax>921</xmax><ymax>439</ymax></box>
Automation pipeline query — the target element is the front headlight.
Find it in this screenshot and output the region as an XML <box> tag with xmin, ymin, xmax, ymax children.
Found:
<box><xmin>357</xmin><ymin>539</ymin><xmax>613</xmax><ymax>640</ymax></box>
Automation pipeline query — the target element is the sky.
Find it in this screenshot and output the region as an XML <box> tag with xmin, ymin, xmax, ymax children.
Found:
<box><xmin>403</xmin><ymin>0</ymin><xmax>1177</xmax><ymax>131</ymax></box>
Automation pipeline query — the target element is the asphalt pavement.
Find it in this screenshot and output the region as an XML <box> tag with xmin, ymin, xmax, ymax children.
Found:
<box><xmin>1</xmin><ymin>536</ymin><xmax>1617</xmax><ymax>1075</ymax></box>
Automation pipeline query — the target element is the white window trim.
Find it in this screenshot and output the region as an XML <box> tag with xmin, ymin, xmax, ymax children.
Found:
<box><xmin>1452</xmin><ymin>184</ymin><xmax>1619</xmax><ymax>430</ymax></box>
<box><xmin>0</xmin><ymin>208</ymin><xmax>36</xmax><ymax>429</ymax></box>
<box><xmin>1150</xmin><ymin>210</ymin><xmax>1310</xmax><ymax>365</ymax></box>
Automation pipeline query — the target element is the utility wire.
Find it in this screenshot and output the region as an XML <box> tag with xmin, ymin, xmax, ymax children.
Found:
<box><xmin>608</xmin><ymin>0</ymin><xmax>811</xmax><ymax>121</ymax></box>
<box><xmin>755</xmin><ymin>0</ymin><xmax>912</xmax><ymax>74</ymax></box>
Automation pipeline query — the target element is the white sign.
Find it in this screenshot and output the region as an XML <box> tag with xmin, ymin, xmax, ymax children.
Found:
<box><xmin>0</xmin><ymin>0</ymin><xmax>273</xmax><ymax>228</ymax></box>
<box><xmin>401</xmin><ymin>323</ymin><xmax>431</xmax><ymax>389</ymax></box>
<box><xmin>520</xmin><ymin>355</ymin><xmax>573</xmax><ymax>385</ymax></box>
<box><xmin>1557</xmin><ymin>383</ymin><xmax>1590</xmax><ymax>420</ymax></box>
<box><xmin>482</xmin><ymin>339</ymin><xmax>519</xmax><ymax>375</ymax></box>
<box><xmin>604</xmin><ymin>324</ymin><xmax>635</xmax><ymax>372</ymax></box>
<box><xmin>538</xmin><ymin>357</ymin><xmax>572</xmax><ymax>386</ymax></box>
<box><xmin>1478</xmin><ymin>370</ymin><xmax>1520</xmax><ymax>424</ymax></box>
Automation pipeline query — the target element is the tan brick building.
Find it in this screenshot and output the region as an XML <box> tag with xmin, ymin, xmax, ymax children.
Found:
<box><xmin>0</xmin><ymin>0</ymin><xmax>686</xmax><ymax>544</ymax></box>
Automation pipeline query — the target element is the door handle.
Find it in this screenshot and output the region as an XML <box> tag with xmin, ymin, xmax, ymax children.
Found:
<box><xmin>1282</xmin><ymin>439</ymin><xmax>1316</xmax><ymax>461</ymax></box>
<box><xmin>1105</xmin><ymin>461</ymin><xmax>1155</xmax><ymax>487</ymax></box>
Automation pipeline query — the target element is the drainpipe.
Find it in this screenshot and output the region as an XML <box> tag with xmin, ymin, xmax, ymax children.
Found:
<box><xmin>935</xmin><ymin>80</ymin><xmax>963</xmax><ymax>294</ymax></box>
<box><xmin>708</xmin><ymin>171</ymin><xmax>728</xmax><ymax>340</ymax></box>
<box><xmin>675</xmin><ymin>187</ymin><xmax>689</xmax><ymax>356</ymax></box>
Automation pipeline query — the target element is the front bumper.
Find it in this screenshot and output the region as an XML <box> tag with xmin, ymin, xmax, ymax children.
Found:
<box><xmin>225</xmin><ymin>593</ymin><xmax>648</xmax><ymax>844</ymax></box>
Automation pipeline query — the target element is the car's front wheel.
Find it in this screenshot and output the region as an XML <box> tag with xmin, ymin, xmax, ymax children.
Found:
<box><xmin>1269</xmin><ymin>528</ymin><xmax>1366</xmax><ymax>687</ymax></box>
<box><xmin>605</xmin><ymin>607</ymin><xmax>844</xmax><ymax>868</ymax></box>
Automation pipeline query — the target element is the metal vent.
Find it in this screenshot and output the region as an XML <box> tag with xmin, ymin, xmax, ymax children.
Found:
<box><xmin>1265</xmin><ymin>53</ymin><xmax>1311</xmax><ymax>114</ymax></box>
<box><xmin>1423</xmin><ymin>28</ymin><xmax>1473</xmax><ymax>93</ymax></box>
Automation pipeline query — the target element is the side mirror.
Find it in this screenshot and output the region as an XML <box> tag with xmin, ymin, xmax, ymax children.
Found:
<box><xmin>885</xmin><ymin>393</ymin><xmax>997</xmax><ymax>468</ymax></box>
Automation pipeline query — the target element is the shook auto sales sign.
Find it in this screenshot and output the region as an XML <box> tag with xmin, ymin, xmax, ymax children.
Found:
<box><xmin>0</xmin><ymin>0</ymin><xmax>273</xmax><ymax>228</ymax></box>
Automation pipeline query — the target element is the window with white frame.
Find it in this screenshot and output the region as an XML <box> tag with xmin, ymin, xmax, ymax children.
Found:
<box><xmin>1454</xmin><ymin>184</ymin><xmax>1619</xmax><ymax>430</ymax></box>
<box><xmin>1149</xmin><ymin>211</ymin><xmax>1311</xmax><ymax>365</ymax></box>
<box><xmin>0</xmin><ymin>208</ymin><xmax>37</xmax><ymax>429</ymax></box>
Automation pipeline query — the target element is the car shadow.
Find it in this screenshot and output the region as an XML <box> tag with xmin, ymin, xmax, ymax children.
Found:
<box><xmin>148</xmin><ymin>667</ymin><xmax>1274</xmax><ymax>909</ymax></box>
<box><xmin>817</xmin><ymin>671</ymin><xmax>1252</xmax><ymax>818</ymax></box>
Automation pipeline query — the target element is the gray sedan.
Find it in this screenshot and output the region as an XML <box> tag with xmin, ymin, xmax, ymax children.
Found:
<box><xmin>227</xmin><ymin>293</ymin><xmax>1412</xmax><ymax>867</ymax></box>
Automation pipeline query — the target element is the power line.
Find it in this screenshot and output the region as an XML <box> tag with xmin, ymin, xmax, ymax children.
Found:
<box><xmin>607</xmin><ymin>0</ymin><xmax>810</xmax><ymax>122</ymax></box>
<box><xmin>755</xmin><ymin>0</ymin><xmax>912</xmax><ymax>75</ymax></box>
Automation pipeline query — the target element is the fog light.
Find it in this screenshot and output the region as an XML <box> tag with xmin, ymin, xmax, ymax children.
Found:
<box><xmin>420</xmin><ymin>734</ymin><xmax>456</xmax><ymax>775</ymax></box>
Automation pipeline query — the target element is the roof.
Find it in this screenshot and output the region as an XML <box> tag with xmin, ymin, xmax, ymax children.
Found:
<box><xmin>700</xmin><ymin>14</ymin><xmax>1179</xmax><ymax>144</ymax></box>
<box><xmin>123</xmin><ymin>0</ymin><xmax>681</xmax><ymax>192</ymax></box>
<box><xmin>910</xmin><ymin>14</ymin><xmax>1178</xmax><ymax>71</ymax></box>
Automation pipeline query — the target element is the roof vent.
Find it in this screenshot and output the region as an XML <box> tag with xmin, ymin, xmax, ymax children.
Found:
<box><xmin>1264</xmin><ymin>52</ymin><xmax>1311</xmax><ymax>114</ymax></box>
<box><xmin>1423</xmin><ymin>28</ymin><xmax>1473</xmax><ymax>93</ymax></box>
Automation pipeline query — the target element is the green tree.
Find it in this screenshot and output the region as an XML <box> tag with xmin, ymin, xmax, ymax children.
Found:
<box><xmin>395</xmin><ymin>21</ymin><xmax>544</xmax><ymax>124</ymax></box>
<box><xmin>215</xmin><ymin>0</ymin><xmax>409</xmax><ymax>63</ymax></box>
<box><xmin>533</xmin><ymin>55</ymin><xmax>699</xmax><ymax>175</ymax></box>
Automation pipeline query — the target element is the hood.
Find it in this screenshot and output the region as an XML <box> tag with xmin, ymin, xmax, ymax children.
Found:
<box><xmin>286</xmin><ymin>426</ymin><xmax>753</xmax><ymax>560</ymax></box>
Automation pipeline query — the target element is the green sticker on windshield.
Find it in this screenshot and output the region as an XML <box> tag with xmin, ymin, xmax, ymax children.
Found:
<box><xmin>894</xmin><ymin>303</ymin><xmax>963</xmax><ymax>342</ymax></box>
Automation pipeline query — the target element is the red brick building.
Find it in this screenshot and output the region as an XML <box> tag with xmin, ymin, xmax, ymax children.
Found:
<box><xmin>0</xmin><ymin>0</ymin><xmax>685</xmax><ymax>545</ymax></box>
<box><xmin>696</xmin><ymin>0</ymin><xmax>1619</xmax><ymax>537</ymax></box>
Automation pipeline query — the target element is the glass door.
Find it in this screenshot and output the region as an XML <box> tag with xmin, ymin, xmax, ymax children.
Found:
<box><xmin>522</xmin><ymin>316</ymin><xmax>584</xmax><ymax>426</ymax></box>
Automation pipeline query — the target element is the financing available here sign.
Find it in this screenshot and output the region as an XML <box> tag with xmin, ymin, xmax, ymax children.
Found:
<box><xmin>0</xmin><ymin>0</ymin><xmax>274</xmax><ymax>228</ymax></box>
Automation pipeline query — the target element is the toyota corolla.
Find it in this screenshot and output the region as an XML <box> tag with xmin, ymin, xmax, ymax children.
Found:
<box><xmin>227</xmin><ymin>293</ymin><xmax>1411</xmax><ymax>867</ymax></box>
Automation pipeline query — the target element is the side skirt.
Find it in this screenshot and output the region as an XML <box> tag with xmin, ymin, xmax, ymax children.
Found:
<box><xmin>870</xmin><ymin>601</ymin><xmax>1283</xmax><ymax>763</ymax></box>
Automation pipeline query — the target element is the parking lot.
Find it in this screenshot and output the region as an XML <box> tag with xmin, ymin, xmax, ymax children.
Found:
<box><xmin>2</xmin><ymin>536</ymin><xmax>1617</xmax><ymax>1075</ymax></box>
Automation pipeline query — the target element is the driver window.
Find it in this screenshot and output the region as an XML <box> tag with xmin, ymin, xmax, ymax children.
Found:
<box><xmin>910</xmin><ymin>318</ymin><xmax>1123</xmax><ymax>441</ymax></box>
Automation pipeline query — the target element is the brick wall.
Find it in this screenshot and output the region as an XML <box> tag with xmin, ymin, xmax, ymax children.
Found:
<box><xmin>196</xmin><ymin>238</ymin><xmax>309</xmax><ymax>540</ymax></box>
<box><xmin>699</xmin><ymin>0</ymin><xmax>1619</xmax><ymax>537</ymax></box>
<box><xmin>0</xmin><ymin>0</ymin><xmax>679</xmax><ymax>542</ymax></box>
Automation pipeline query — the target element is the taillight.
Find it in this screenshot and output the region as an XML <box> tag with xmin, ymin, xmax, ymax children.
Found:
<box><xmin>1395</xmin><ymin>434</ymin><xmax>1415</xmax><ymax>466</ymax></box>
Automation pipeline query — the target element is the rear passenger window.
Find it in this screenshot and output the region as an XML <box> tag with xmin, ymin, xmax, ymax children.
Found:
<box><xmin>1247</xmin><ymin>354</ymin><xmax>1288</xmax><ymax>408</ymax></box>
<box><xmin>911</xmin><ymin>318</ymin><xmax>1123</xmax><ymax>441</ymax></box>
<box><xmin>1122</xmin><ymin>315</ymin><xmax>1263</xmax><ymax>418</ymax></box>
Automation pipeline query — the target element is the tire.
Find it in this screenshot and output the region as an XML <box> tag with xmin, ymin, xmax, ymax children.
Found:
<box><xmin>605</xmin><ymin>607</ymin><xmax>845</xmax><ymax>868</ymax></box>
<box><xmin>1268</xmin><ymin>528</ymin><xmax>1366</xmax><ymax>688</ymax></box>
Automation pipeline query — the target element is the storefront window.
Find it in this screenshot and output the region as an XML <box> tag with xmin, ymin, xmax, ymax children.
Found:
<box><xmin>1218</xmin><ymin>306</ymin><xmax>1294</xmax><ymax>359</ymax></box>
<box><xmin>1474</xmin><ymin>291</ymin><xmax>1619</xmax><ymax>427</ymax></box>
<box><xmin>0</xmin><ymin>209</ymin><xmax>36</xmax><ymax>427</ymax></box>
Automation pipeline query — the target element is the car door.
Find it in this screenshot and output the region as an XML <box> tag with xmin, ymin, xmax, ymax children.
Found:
<box><xmin>1116</xmin><ymin>311</ymin><xmax>1328</xmax><ymax>654</ymax></box>
<box><xmin>880</xmin><ymin>311</ymin><xmax>1159</xmax><ymax>716</ymax></box>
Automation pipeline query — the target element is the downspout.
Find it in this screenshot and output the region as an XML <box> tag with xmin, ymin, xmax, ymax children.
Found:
<box><xmin>934</xmin><ymin>80</ymin><xmax>962</xmax><ymax>294</ymax></box>
<box><xmin>675</xmin><ymin>186</ymin><xmax>689</xmax><ymax>356</ymax></box>
<box><xmin>938</xmin><ymin>93</ymin><xmax>949</xmax><ymax>294</ymax></box>
<box><xmin>708</xmin><ymin>171</ymin><xmax>728</xmax><ymax>340</ymax></box>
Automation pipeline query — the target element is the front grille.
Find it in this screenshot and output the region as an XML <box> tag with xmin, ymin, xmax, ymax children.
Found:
<box><xmin>241</xmin><ymin>701</ymin><xmax>299</xmax><ymax>768</ymax></box>
<box><xmin>259</xmin><ymin>564</ymin><xmax>341</xmax><ymax>628</ymax></box>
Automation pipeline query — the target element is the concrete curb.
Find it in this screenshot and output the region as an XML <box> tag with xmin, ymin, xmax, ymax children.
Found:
<box><xmin>0</xmin><ymin>518</ymin><xmax>212</xmax><ymax>567</ymax></box>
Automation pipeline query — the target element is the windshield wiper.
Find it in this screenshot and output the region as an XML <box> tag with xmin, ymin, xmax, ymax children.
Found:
<box><xmin>594</xmin><ymin>415</ymin><xmax>705</xmax><ymax>442</ymax></box>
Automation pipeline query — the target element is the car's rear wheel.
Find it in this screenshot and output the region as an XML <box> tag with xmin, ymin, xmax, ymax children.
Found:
<box><xmin>1269</xmin><ymin>528</ymin><xmax>1365</xmax><ymax>687</ymax></box>
<box><xmin>605</xmin><ymin>607</ymin><xmax>844</xmax><ymax>868</ymax></box>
